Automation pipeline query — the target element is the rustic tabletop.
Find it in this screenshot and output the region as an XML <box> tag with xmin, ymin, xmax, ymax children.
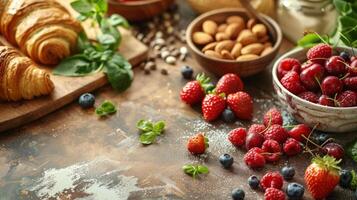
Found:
<box><xmin>0</xmin><ymin>1</ymin><xmax>356</xmax><ymax>200</ymax></box>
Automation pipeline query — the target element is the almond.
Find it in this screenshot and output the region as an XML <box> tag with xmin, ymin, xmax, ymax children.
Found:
<box><xmin>215</xmin><ymin>40</ymin><xmax>235</xmax><ymax>53</ymax></box>
<box><xmin>218</xmin><ymin>24</ymin><xmax>228</xmax><ymax>32</ymax></box>
<box><xmin>193</xmin><ymin>32</ymin><xmax>214</xmax><ymax>45</ymax></box>
<box><xmin>202</xmin><ymin>20</ymin><xmax>218</xmax><ymax>35</ymax></box>
<box><xmin>261</xmin><ymin>46</ymin><xmax>273</xmax><ymax>56</ymax></box>
<box><xmin>264</xmin><ymin>42</ymin><xmax>272</xmax><ymax>48</ymax></box>
<box><xmin>247</xmin><ymin>18</ymin><xmax>257</xmax><ymax>29</ymax></box>
<box><xmin>225</xmin><ymin>23</ymin><xmax>244</xmax><ymax>39</ymax></box>
<box><xmin>221</xmin><ymin>50</ymin><xmax>234</xmax><ymax>60</ymax></box>
<box><xmin>241</xmin><ymin>43</ymin><xmax>264</xmax><ymax>55</ymax></box>
<box><xmin>226</xmin><ymin>16</ymin><xmax>244</xmax><ymax>25</ymax></box>
<box><xmin>231</xmin><ymin>43</ymin><xmax>242</xmax><ymax>58</ymax></box>
<box><xmin>237</xmin><ymin>29</ymin><xmax>257</xmax><ymax>46</ymax></box>
<box><xmin>202</xmin><ymin>42</ymin><xmax>218</xmax><ymax>52</ymax></box>
<box><xmin>252</xmin><ymin>24</ymin><xmax>267</xmax><ymax>38</ymax></box>
<box><xmin>204</xmin><ymin>50</ymin><xmax>222</xmax><ymax>59</ymax></box>
<box><xmin>236</xmin><ymin>54</ymin><xmax>259</xmax><ymax>61</ymax></box>
<box><xmin>215</xmin><ymin>32</ymin><xmax>230</xmax><ymax>41</ymax></box>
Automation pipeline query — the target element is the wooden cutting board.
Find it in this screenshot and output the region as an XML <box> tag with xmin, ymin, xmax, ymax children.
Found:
<box><xmin>0</xmin><ymin>1</ymin><xmax>148</xmax><ymax>132</ymax></box>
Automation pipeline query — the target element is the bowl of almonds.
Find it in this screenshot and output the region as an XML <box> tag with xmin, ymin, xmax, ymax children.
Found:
<box><xmin>186</xmin><ymin>8</ymin><xmax>282</xmax><ymax>77</ymax></box>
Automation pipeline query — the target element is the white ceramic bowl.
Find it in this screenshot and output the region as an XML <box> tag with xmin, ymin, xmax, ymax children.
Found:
<box><xmin>272</xmin><ymin>47</ymin><xmax>357</xmax><ymax>133</ymax></box>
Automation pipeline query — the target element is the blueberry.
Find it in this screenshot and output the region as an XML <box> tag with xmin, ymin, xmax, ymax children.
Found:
<box><xmin>222</xmin><ymin>108</ymin><xmax>236</xmax><ymax>123</ymax></box>
<box><xmin>340</xmin><ymin>51</ymin><xmax>350</xmax><ymax>62</ymax></box>
<box><xmin>313</xmin><ymin>133</ymin><xmax>331</xmax><ymax>145</ymax></box>
<box><xmin>281</xmin><ymin>166</ymin><xmax>295</xmax><ymax>180</ymax></box>
<box><xmin>231</xmin><ymin>188</ymin><xmax>245</xmax><ymax>200</ymax></box>
<box><xmin>181</xmin><ymin>65</ymin><xmax>193</xmax><ymax>79</ymax></box>
<box><xmin>339</xmin><ymin>169</ymin><xmax>352</xmax><ymax>189</ymax></box>
<box><xmin>219</xmin><ymin>154</ymin><xmax>234</xmax><ymax>169</ymax></box>
<box><xmin>78</xmin><ymin>93</ymin><xmax>95</xmax><ymax>108</ymax></box>
<box><xmin>286</xmin><ymin>182</ymin><xmax>304</xmax><ymax>200</ymax></box>
<box><xmin>248</xmin><ymin>175</ymin><xmax>260</xmax><ymax>189</ymax></box>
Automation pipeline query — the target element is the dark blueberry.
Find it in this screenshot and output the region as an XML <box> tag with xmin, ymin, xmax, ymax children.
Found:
<box><xmin>286</xmin><ymin>182</ymin><xmax>304</xmax><ymax>200</ymax></box>
<box><xmin>339</xmin><ymin>169</ymin><xmax>352</xmax><ymax>189</ymax></box>
<box><xmin>219</xmin><ymin>154</ymin><xmax>234</xmax><ymax>169</ymax></box>
<box><xmin>340</xmin><ymin>51</ymin><xmax>350</xmax><ymax>62</ymax></box>
<box><xmin>181</xmin><ymin>65</ymin><xmax>193</xmax><ymax>79</ymax></box>
<box><xmin>248</xmin><ymin>175</ymin><xmax>260</xmax><ymax>189</ymax></box>
<box><xmin>281</xmin><ymin>166</ymin><xmax>295</xmax><ymax>180</ymax></box>
<box><xmin>78</xmin><ymin>93</ymin><xmax>95</xmax><ymax>108</ymax></box>
<box><xmin>313</xmin><ymin>133</ymin><xmax>331</xmax><ymax>145</ymax></box>
<box><xmin>231</xmin><ymin>188</ymin><xmax>245</xmax><ymax>200</ymax></box>
<box><xmin>222</xmin><ymin>108</ymin><xmax>236</xmax><ymax>123</ymax></box>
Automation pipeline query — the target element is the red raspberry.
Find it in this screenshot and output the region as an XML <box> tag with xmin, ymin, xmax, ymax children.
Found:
<box><xmin>264</xmin><ymin>188</ymin><xmax>286</xmax><ymax>200</ymax></box>
<box><xmin>321</xmin><ymin>76</ymin><xmax>343</xmax><ymax>96</ymax></box>
<box><xmin>288</xmin><ymin>124</ymin><xmax>311</xmax><ymax>142</ymax></box>
<box><xmin>228</xmin><ymin>127</ymin><xmax>247</xmax><ymax>147</ymax></box>
<box><xmin>318</xmin><ymin>95</ymin><xmax>334</xmax><ymax>106</ymax></box>
<box><xmin>325</xmin><ymin>56</ymin><xmax>346</xmax><ymax>76</ymax></box>
<box><xmin>261</xmin><ymin>140</ymin><xmax>281</xmax><ymax>163</ymax></box>
<box><xmin>244</xmin><ymin>147</ymin><xmax>266</xmax><ymax>169</ymax></box>
<box><xmin>263</xmin><ymin>108</ymin><xmax>283</xmax><ymax>127</ymax></box>
<box><xmin>298</xmin><ymin>91</ymin><xmax>319</xmax><ymax>103</ymax></box>
<box><xmin>280</xmin><ymin>71</ymin><xmax>306</xmax><ymax>95</ymax></box>
<box><xmin>215</xmin><ymin>73</ymin><xmax>244</xmax><ymax>95</ymax></box>
<box><xmin>277</xmin><ymin>58</ymin><xmax>301</xmax><ymax>79</ymax></box>
<box><xmin>227</xmin><ymin>92</ymin><xmax>253</xmax><ymax>120</ymax></box>
<box><xmin>337</xmin><ymin>90</ymin><xmax>357</xmax><ymax>107</ymax></box>
<box><xmin>248</xmin><ymin>124</ymin><xmax>266</xmax><ymax>135</ymax></box>
<box><xmin>261</xmin><ymin>171</ymin><xmax>284</xmax><ymax>190</ymax></box>
<box><xmin>299</xmin><ymin>63</ymin><xmax>325</xmax><ymax>91</ymax></box>
<box><xmin>283</xmin><ymin>138</ymin><xmax>302</xmax><ymax>156</ymax></box>
<box><xmin>307</xmin><ymin>43</ymin><xmax>332</xmax><ymax>64</ymax></box>
<box><xmin>343</xmin><ymin>77</ymin><xmax>357</xmax><ymax>91</ymax></box>
<box><xmin>264</xmin><ymin>124</ymin><xmax>288</xmax><ymax>144</ymax></box>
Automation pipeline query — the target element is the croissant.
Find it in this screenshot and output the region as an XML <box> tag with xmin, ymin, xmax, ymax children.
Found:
<box><xmin>0</xmin><ymin>46</ymin><xmax>54</xmax><ymax>101</ymax></box>
<box><xmin>0</xmin><ymin>0</ymin><xmax>82</xmax><ymax>65</ymax></box>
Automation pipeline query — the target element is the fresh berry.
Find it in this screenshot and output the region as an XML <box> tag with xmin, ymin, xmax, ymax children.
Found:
<box><xmin>263</xmin><ymin>108</ymin><xmax>283</xmax><ymax>127</ymax></box>
<box><xmin>244</xmin><ymin>147</ymin><xmax>266</xmax><ymax>168</ymax></box>
<box><xmin>248</xmin><ymin>175</ymin><xmax>260</xmax><ymax>190</ymax></box>
<box><xmin>277</xmin><ymin>58</ymin><xmax>301</xmax><ymax>79</ymax></box>
<box><xmin>262</xmin><ymin>139</ymin><xmax>281</xmax><ymax>163</ymax></box>
<box><xmin>336</xmin><ymin>90</ymin><xmax>357</xmax><ymax>107</ymax></box>
<box><xmin>187</xmin><ymin>133</ymin><xmax>208</xmax><ymax>154</ymax></box>
<box><xmin>307</xmin><ymin>43</ymin><xmax>332</xmax><ymax>64</ymax></box>
<box><xmin>312</xmin><ymin>133</ymin><xmax>331</xmax><ymax>145</ymax></box>
<box><xmin>348</xmin><ymin>60</ymin><xmax>357</xmax><ymax>76</ymax></box>
<box><xmin>219</xmin><ymin>153</ymin><xmax>234</xmax><ymax>169</ymax></box>
<box><xmin>78</xmin><ymin>93</ymin><xmax>95</xmax><ymax>108</ymax></box>
<box><xmin>261</xmin><ymin>171</ymin><xmax>284</xmax><ymax>190</ymax></box>
<box><xmin>301</xmin><ymin>61</ymin><xmax>314</xmax><ymax>71</ymax></box>
<box><xmin>321</xmin><ymin>76</ymin><xmax>343</xmax><ymax>96</ymax></box>
<box><xmin>227</xmin><ymin>92</ymin><xmax>253</xmax><ymax>120</ymax></box>
<box><xmin>340</xmin><ymin>51</ymin><xmax>350</xmax><ymax>62</ymax></box>
<box><xmin>180</xmin><ymin>74</ymin><xmax>211</xmax><ymax>105</ymax></box>
<box><xmin>248</xmin><ymin>124</ymin><xmax>266</xmax><ymax>135</ymax></box>
<box><xmin>231</xmin><ymin>188</ymin><xmax>245</xmax><ymax>200</ymax></box>
<box><xmin>304</xmin><ymin>155</ymin><xmax>340</xmax><ymax>200</ymax></box>
<box><xmin>322</xmin><ymin>142</ymin><xmax>344</xmax><ymax>160</ymax></box>
<box><xmin>264</xmin><ymin>188</ymin><xmax>286</xmax><ymax>200</ymax></box>
<box><xmin>181</xmin><ymin>65</ymin><xmax>194</xmax><ymax>79</ymax></box>
<box><xmin>280</xmin><ymin>71</ymin><xmax>305</xmax><ymax>95</ymax></box>
<box><xmin>245</xmin><ymin>132</ymin><xmax>265</xmax><ymax>150</ymax></box>
<box><xmin>339</xmin><ymin>169</ymin><xmax>352</xmax><ymax>189</ymax></box>
<box><xmin>298</xmin><ymin>91</ymin><xmax>319</xmax><ymax>103</ymax></box>
<box><xmin>288</xmin><ymin>124</ymin><xmax>311</xmax><ymax>142</ymax></box>
<box><xmin>286</xmin><ymin>182</ymin><xmax>304</xmax><ymax>200</ymax></box>
<box><xmin>325</xmin><ymin>56</ymin><xmax>346</xmax><ymax>76</ymax></box>
<box><xmin>300</xmin><ymin>63</ymin><xmax>325</xmax><ymax>90</ymax></box>
<box><xmin>264</xmin><ymin>124</ymin><xmax>288</xmax><ymax>144</ymax></box>
<box><xmin>228</xmin><ymin>128</ymin><xmax>247</xmax><ymax>147</ymax></box>
<box><xmin>222</xmin><ymin>108</ymin><xmax>236</xmax><ymax>123</ymax></box>
<box><xmin>215</xmin><ymin>73</ymin><xmax>244</xmax><ymax>95</ymax></box>
<box><xmin>318</xmin><ymin>95</ymin><xmax>334</xmax><ymax>106</ymax></box>
<box><xmin>343</xmin><ymin>77</ymin><xmax>357</xmax><ymax>91</ymax></box>
<box><xmin>283</xmin><ymin>138</ymin><xmax>302</xmax><ymax>156</ymax></box>
<box><xmin>202</xmin><ymin>94</ymin><xmax>226</xmax><ymax>121</ymax></box>
<box><xmin>281</xmin><ymin>166</ymin><xmax>295</xmax><ymax>180</ymax></box>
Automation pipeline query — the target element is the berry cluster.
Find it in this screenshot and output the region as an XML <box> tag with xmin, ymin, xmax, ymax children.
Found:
<box><xmin>278</xmin><ymin>43</ymin><xmax>357</xmax><ymax>107</ymax></box>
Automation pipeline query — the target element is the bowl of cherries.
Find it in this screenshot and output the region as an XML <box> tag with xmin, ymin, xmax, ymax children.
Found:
<box><xmin>272</xmin><ymin>44</ymin><xmax>357</xmax><ymax>132</ymax></box>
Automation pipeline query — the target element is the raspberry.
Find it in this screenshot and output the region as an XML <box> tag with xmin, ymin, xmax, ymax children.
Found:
<box><xmin>307</xmin><ymin>43</ymin><xmax>332</xmax><ymax>64</ymax></box>
<box><xmin>337</xmin><ymin>90</ymin><xmax>357</xmax><ymax>107</ymax></box>
<box><xmin>244</xmin><ymin>147</ymin><xmax>266</xmax><ymax>169</ymax></box>
<box><xmin>263</xmin><ymin>108</ymin><xmax>283</xmax><ymax>127</ymax></box>
<box><xmin>283</xmin><ymin>138</ymin><xmax>302</xmax><ymax>156</ymax></box>
<box><xmin>280</xmin><ymin>71</ymin><xmax>306</xmax><ymax>95</ymax></box>
<box><xmin>261</xmin><ymin>139</ymin><xmax>281</xmax><ymax>163</ymax></box>
<box><xmin>277</xmin><ymin>58</ymin><xmax>301</xmax><ymax>79</ymax></box>
<box><xmin>348</xmin><ymin>60</ymin><xmax>357</xmax><ymax>76</ymax></box>
<box><xmin>299</xmin><ymin>63</ymin><xmax>325</xmax><ymax>91</ymax></box>
<box><xmin>264</xmin><ymin>124</ymin><xmax>288</xmax><ymax>144</ymax></box>
<box><xmin>264</xmin><ymin>188</ymin><xmax>286</xmax><ymax>200</ymax></box>
<box><xmin>228</xmin><ymin>127</ymin><xmax>247</xmax><ymax>147</ymax></box>
<box><xmin>298</xmin><ymin>91</ymin><xmax>319</xmax><ymax>103</ymax></box>
<box><xmin>343</xmin><ymin>77</ymin><xmax>357</xmax><ymax>91</ymax></box>
<box><xmin>288</xmin><ymin>124</ymin><xmax>311</xmax><ymax>142</ymax></box>
<box><xmin>248</xmin><ymin>124</ymin><xmax>266</xmax><ymax>135</ymax></box>
<box><xmin>301</xmin><ymin>61</ymin><xmax>314</xmax><ymax>71</ymax></box>
<box><xmin>261</xmin><ymin>171</ymin><xmax>284</xmax><ymax>190</ymax></box>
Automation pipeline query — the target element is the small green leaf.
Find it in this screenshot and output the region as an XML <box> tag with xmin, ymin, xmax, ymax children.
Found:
<box><xmin>350</xmin><ymin>170</ymin><xmax>357</xmax><ymax>190</ymax></box>
<box><xmin>53</xmin><ymin>55</ymin><xmax>93</xmax><ymax>76</ymax></box>
<box><xmin>346</xmin><ymin>139</ymin><xmax>357</xmax><ymax>163</ymax></box>
<box><xmin>139</xmin><ymin>132</ymin><xmax>157</xmax><ymax>145</ymax></box>
<box><xmin>95</xmin><ymin>0</ymin><xmax>108</xmax><ymax>14</ymax></box>
<box><xmin>105</xmin><ymin>54</ymin><xmax>133</xmax><ymax>92</ymax></box>
<box><xmin>136</xmin><ymin>120</ymin><xmax>153</xmax><ymax>132</ymax></box>
<box><xmin>95</xmin><ymin>100</ymin><xmax>117</xmax><ymax>117</ymax></box>
<box><xmin>109</xmin><ymin>14</ymin><xmax>130</xmax><ymax>28</ymax></box>
<box><xmin>77</xmin><ymin>32</ymin><xmax>91</xmax><ymax>52</ymax></box>
<box><xmin>197</xmin><ymin>165</ymin><xmax>209</xmax><ymax>174</ymax></box>
<box><xmin>71</xmin><ymin>0</ymin><xmax>93</xmax><ymax>14</ymax></box>
<box><xmin>153</xmin><ymin>121</ymin><xmax>165</xmax><ymax>134</ymax></box>
<box><xmin>98</xmin><ymin>34</ymin><xmax>116</xmax><ymax>45</ymax></box>
<box><xmin>182</xmin><ymin>164</ymin><xmax>209</xmax><ymax>178</ymax></box>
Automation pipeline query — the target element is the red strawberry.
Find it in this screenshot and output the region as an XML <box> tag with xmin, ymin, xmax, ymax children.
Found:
<box><xmin>261</xmin><ymin>171</ymin><xmax>284</xmax><ymax>190</ymax></box>
<box><xmin>264</xmin><ymin>124</ymin><xmax>288</xmax><ymax>144</ymax></box>
<box><xmin>262</xmin><ymin>139</ymin><xmax>281</xmax><ymax>162</ymax></box>
<box><xmin>283</xmin><ymin>138</ymin><xmax>302</xmax><ymax>156</ymax></box>
<box><xmin>298</xmin><ymin>91</ymin><xmax>319</xmax><ymax>103</ymax></box>
<box><xmin>307</xmin><ymin>43</ymin><xmax>332</xmax><ymax>64</ymax></box>
<box><xmin>248</xmin><ymin>124</ymin><xmax>266</xmax><ymax>135</ymax></box>
<box><xmin>277</xmin><ymin>58</ymin><xmax>301</xmax><ymax>80</ymax></box>
<box><xmin>180</xmin><ymin>74</ymin><xmax>211</xmax><ymax>105</ymax></box>
<box><xmin>304</xmin><ymin>155</ymin><xmax>340</xmax><ymax>200</ymax></box>
<box><xmin>280</xmin><ymin>71</ymin><xmax>306</xmax><ymax>95</ymax></box>
<box><xmin>228</xmin><ymin>127</ymin><xmax>247</xmax><ymax>147</ymax></box>
<box><xmin>227</xmin><ymin>92</ymin><xmax>253</xmax><ymax>120</ymax></box>
<box><xmin>215</xmin><ymin>73</ymin><xmax>244</xmax><ymax>95</ymax></box>
<box><xmin>187</xmin><ymin>133</ymin><xmax>208</xmax><ymax>154</ymax></box>
<box><xmin>288</xmin><ymin>124</ymin><xmax>311</xmax><ymax>142</ymax></box>
<box><xmin>202</xmin><ymin>94</ymin><xmax>226</xmax><ymax>121</ymax></box>
<box><xmin>244</xmin><ymin>147</ymin><xmax>266</xmax><ymax>168</ymax></box>
<box><xmin>263</xmin><ymin>108</ymin><xmax>283</xmax><ymax>127</ymax></box>
<box><xmin>264</xmin><ymin>188</ymin><xmax>286</xmax><ymax>200</ymax></box>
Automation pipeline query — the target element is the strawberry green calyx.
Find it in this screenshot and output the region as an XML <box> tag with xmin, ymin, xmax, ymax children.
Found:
<box><xmin>204</xmin><ymin>136</ymin><xmax>209</xmax><ymax>149</ymax></box>
<box><xmin>196</xmin><ymin>73</ymin><xmax>214</xmax><ymax>93</ymax></box>
<box><xmin>312</xmin><ymin>155</ymin><xmax>341</xmax><ymax>173</ymax></box>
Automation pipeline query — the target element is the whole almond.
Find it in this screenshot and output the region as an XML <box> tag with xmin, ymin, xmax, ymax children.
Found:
<box><xmin>226</xmin><ymin>16</ymin><xmax>244</xmax><ymax>25</ymax></box>
<box><xmin>264</xmin><ymin>42</ymin><xmax>272</xmax><ymax>48</ymax></box>
<box><xmin>218</xmin><ymin>24</ymin><xmax>228</xmax><ymax>32</ymax></box>
<box><xmin>215</xmin><ymin>32</ymin><xmax>230</xmax><ymax>41</ymax></box>
<box><xmin>231</xmin><ymin>43</ymin><xmax>242</xmax><ymax>58</ymax></box>
<box><xmin>202</xmin><ymin>42</ymin><xmax>218</xmax><ymax>52</ymax></box>
<box><xmin>241</xmin><ymin>43</ymin><xmax>264</xmax><ymax>55</ymax></box>
<box><xmin>215</xmin><ymin>40</ymin><xmax>235</xmax><ymax>53</ymax></box>
<box><xmin>258</xmin><ymin>35</ymin><xmax>270</xmax><ymax>43</ymax></box>
<box><xmin>202</xmin><ymin>20</ymin><xmax>218</xmax><ymax>35</ymax></box>
<box><xmin>252</xmin><ymin>24</ymin><xmax>267</xmax><ymax>38</ymax></box>
<box><xmin>193</xmin><ymin>32</ymin><xmax>214</xmax><ymax>45</ymax></box>
<box><xmin>261</xmin><ymin>46</ymin><xmax>273</xmax><ymax>56</ymax></box>
<box><xmin>237</xmin><ymin>29</ymin><xmax>257</xmax><ymax>46</ymax></box>
<box><xmin>221</xmin><ymin>50</ymin><xmax>234</xmax><ymax>60</ymax></box>
<box><xmin>225</xmin><ymin>23</ymin><xmax>244</xmax><ymax>39</ymax></box>
<box><xmin>247</xmin><ymin>18</ymin><xmax>257</xmax><ymax>29</ymax></box>
<box><xmin>205</xmin><ymin>50</ymin><xmax>222</xmax><ymax>59</ymax></box>
<box><xmin>236</xmin><ymin>54</ymin><xmax>259</xmax><ymax>61</ymax></box>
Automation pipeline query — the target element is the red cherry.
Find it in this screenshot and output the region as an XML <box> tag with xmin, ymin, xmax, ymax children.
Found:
<box><xmin>300</xmin><ymin>63</ymin><xmax>325</xmax><ymax>90</ymax></box>
<box><xmin>322</xmin><ymin>142</ymin><xmax>344</xmax><ymax>160</ymax></box>
<box><xmin>318</xmin><ymin>95</ymin><xmax>334</xmax><ymax>107</ymax></box>
<box><xmin>325</xmin><ymin>56</ymin><xmax>346</xmax><ymax>76</ymax></box>
<box><xmin>321</xmin><ymin>76</ymin><xmax>343</xmax><ymax>96</ymax></box>
<box><xmin>348</xmin><ymin>60</ymin><xmax>357</xmax><ymax>76</ymax></box>
<box><xmin>245</xmin><ymin>132</ymin><xmax>265</xmax><ymax>150</ymax></box>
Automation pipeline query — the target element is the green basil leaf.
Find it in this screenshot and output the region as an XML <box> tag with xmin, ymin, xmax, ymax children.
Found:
<box><xmin>95</xmin><ymin>100</ymin><xmax>117</xmax><ymax>117</ymax></box>
<box><xmin>346</xmin><ymin>139</ymin><xmax>357</xmax><ymax>163</ymax></box>
<box><xmin>139</xmin><ymin>131</ymin><xmax>157</xmax><ymax>145</ymax></box>
<box><xmin>109</xmin><ymin>14</ymin><xmax>130</xmax><ymax>28</ymax></box>
<box><xmin>350</xmin><ymin>170</ymin><xmax>357</xmax><ymax>190</ymax></box>
<box><xmin>95</xmin><ymin>0</ymin><xmax>108</xmax><ymax>14</ymax></box>
<box><xmin>77</xmin><ymin>32</ymin><xmax>91</xmax><ymax>52</ymax></box>
<box><xmin>197</xmin><ymin>165</ymin><xmax>209</xmax><ymax>174</ymax></box>
<box><xmin>136</xmin><ymin>120</ymin><xmax>153</xmax><ymax>132</ymax></box>
<box><xmin>104</xmin><ymin>54</ymin><xmax>133</xmax><ymax>92</ymax></box>
<box><xmin>53</xmin><ymin>55</ymin><xmax>93</xmax><ymax>76</ymax></box>
<box><xmin>71</xmin><ymin>0</ymin><xmax>93</xmax><ymax>14</ymax></box>
<box><xmin>153</xmin><ymin>121</ymin><xmax>165</xmax><ymax>134</ymax></box>
<box><xmin>182</xmin><ymin>164</ymin><xmax>195</xmax><ymax>175</ymax></box>
<box><xmin>98</xmin><ymin>34</ymin><xmax>116</xmax><ymax>45</ymax></box>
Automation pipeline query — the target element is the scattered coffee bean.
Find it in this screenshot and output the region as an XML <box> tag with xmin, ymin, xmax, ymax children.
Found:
<box><xmin>161</xmin><ymin>68</ymin><xmax>168</xmax><ymax>75</ymax></box>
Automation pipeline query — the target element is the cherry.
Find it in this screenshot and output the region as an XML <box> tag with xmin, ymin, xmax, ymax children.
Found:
<box><xmin>321</xmin><ymin>76</ymin><xmax>343</xmax><ymax>96</ymax></box>
<box><xmin>322</xmin><ymin>142</ymin><xmax>344</xmax><ymax>160</ymax></box>
<box><xmin>245</xmin><ymin>132</ymin><xmax>264</xmax><ymax>150</ymax></box>
<box><xmin>337</xmin><ymin>90</ymin><xmax>357</xmax><ymax>107</ymax></box>
<box><xmin>348</xmin><ymin>60</ymin><xmax>357</xmax><ymax>76</ymax></box>
<box><xmin>343</xmin><ymin>77</ymin><xmax>357</xmax><ymax>90</ymax></box>
<box><xmin>325</xmin><ymin>56</ymin><xmax>346</xmax><ymax>76</ymax></box>
<box><xmin>318</xmin><ymin>95</ymin><xmax>334</xmax><ymax>107</ymax></box>
<box><xmin>300</xmin><ymin>63</ymin><xmax>325</xmax><ymax>90</ymax></box>
<box><xmin>301</xmin><ymin>61</ymin><xmax>314</xmax><ymax>71</ymax></box>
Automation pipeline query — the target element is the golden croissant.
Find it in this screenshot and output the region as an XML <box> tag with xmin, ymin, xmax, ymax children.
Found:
<box><xmin>0</xmin><ymin>46</ymin><xmax>54</xmax><ymax>101</ymax></box>
<box><xmin>0</xmin><ymin>0</ymin><xmax>82</xmax><ymax>65</ymax></box>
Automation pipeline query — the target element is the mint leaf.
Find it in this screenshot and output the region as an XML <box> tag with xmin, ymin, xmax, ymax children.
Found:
<box><xmin>71</xmin><ymin>0</ymin><xmax>92</xmax><ymax>14</ymax></box>
<box><xmin>95</xmin><ymin>100</ymin><xmax>117</xmax><ymax>117</ymax></box>
<box><xmin>136</xmin><ymin>120</ymin><xmax>153</xmax><ymax>132</ymax></box>
<box><xmin>153</xmin><ymin>121</ymin><xmax>165</xmax><ymax>134</ymax></box>
<box><xmin>98</xmin><ymin>34</ymin><xmax>116</xmax><ymax>45</ymax></box>
<box><xmin>95</xmin><ymin>0</ymin><xmax>107</xmax><ymax>14</ymax></box>
<box><xmin>197</xmin><ymin>165</ymin><xmax>209</xmax><ymax>174</ymax></box>
<box><xmin>109</xmin><ymin>14</ymin><xmax>130</xmax><ymax>28</ymax></box>
<box><xmin>182</xmin><ymin>164</ymin><xmax>209</xmax><ymax>178</ymax></box>
<box><xmin>53</xmin><ymin>55</ymin><xmax>92</xmax><ymax>76</ymax></box>
<box><xmin>139</xmin><ymin>132</ymin><xmax>157</xmax><ymax>145</ymax></box>
<box><xmin>346</xmin><ymin>139</ymin><xmax>357</xmax><ymax>163</ymax></box>
<box><xmin>136</xmin><ymin>119</ymin><xmax>165</xmax><ymax>145</ymax></box>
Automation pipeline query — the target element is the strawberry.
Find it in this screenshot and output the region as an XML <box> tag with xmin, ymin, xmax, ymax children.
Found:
<box><xmin>202</xmin><ymin>94</ymin><xmax>226</xmax><ymax>121</ymax></box>
<box><xmin>187</xmin><ymin>133</ymin><xmax>209</xmax><ymax>154</ymax></box>
<box><xmin>215</xmin><ymin>73</ymin><xmax>244</xmax><ymax>95</ymax></box>
<box><xmin>227</xmin><ymin>91</ymin><xmax>253</xmax><ymax>120</ymax></box>
<box><xmin>263</xmin><ymin>108</ymin><xmax>283</xmax><ymax>127</ymax></box>
<box><xmin>304</xmin><ymin>155</ymin><xmax>341</xmax><ymax>200</ymax></box>
<box><xmin>180</xmin><ymin>73</ymin><xmax>212</xmax><ymax>105</ymax></box>
<box><xmin>307</xmin><ymin>43</ymin><xmax>332</xmax><ymax>64</ymax></box>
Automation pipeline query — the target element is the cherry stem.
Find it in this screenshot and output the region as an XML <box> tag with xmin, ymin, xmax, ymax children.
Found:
<box><xmin>321</xmin><ymin>138</ymin><xmax>335</xmax><ymax>147</ymax></box>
